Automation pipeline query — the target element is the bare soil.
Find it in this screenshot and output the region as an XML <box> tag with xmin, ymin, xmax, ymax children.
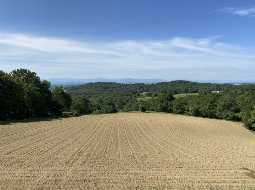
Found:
<box><xmin>0</xmin><ymin>113</ymin><xmax>255</xmax><ymax>189</ymax></box>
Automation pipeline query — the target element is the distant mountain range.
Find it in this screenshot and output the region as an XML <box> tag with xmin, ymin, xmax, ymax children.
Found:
<box><xmin>49</xmin><ymin>78</ymin><xmax>255</xmax><ymax>86</ymax></box>
<box><xmin>49</xmin><ymin>78</ymin><xmax>167</xmax><ymax>86</ymax></box>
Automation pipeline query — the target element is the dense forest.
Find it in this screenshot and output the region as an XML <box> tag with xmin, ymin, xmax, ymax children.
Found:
<box><xmin>1</xmin><ymin>69</ymin><xmax>255</xmax><ymax>131</ymax></box>
<box><xmin>67</xmin><ymin>81</ymin><xmax>233</xmax><ymax>96</ymax></box>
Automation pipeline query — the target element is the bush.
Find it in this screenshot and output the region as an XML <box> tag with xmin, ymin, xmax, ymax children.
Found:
<box><xmin>250</xmin><ymin>123</ymin><xmax>255</xmax><ymax>131</ymax></box>
<box><xmin>140</xmin><ymin>106</ymin><xmax>146</xmax><ymax>112</ymax></box>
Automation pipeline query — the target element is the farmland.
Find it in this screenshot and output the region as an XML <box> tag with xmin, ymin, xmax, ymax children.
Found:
<box><xmin>0</xmin><ymin>113</ymin><xmax>255</xmax><ymax>189</ymax></box>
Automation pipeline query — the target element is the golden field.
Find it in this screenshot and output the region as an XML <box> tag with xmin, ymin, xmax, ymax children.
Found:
<box><xmin>0</xmin><ymin>113</ymin><xmax>255</xmax><ymax>189</ymax></box>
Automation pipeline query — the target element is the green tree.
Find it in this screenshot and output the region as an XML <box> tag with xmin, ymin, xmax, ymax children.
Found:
<box><xmin>173</xmin><ymin>98</ymin><xmax>188</xmax><ymax>114</ymax></box>
<box><xmin>248</xmin><ymin>108</ymin><xmax>255</xmax><ymax>130</ymax></box>
<box><xmin>154</xmin><ymin>93</ymin><xmax>174</xmax><ymax>112</ymax></box>
<box><xmin>91</xmin><ymin>97</ymin><xmax>117</xmax><ymax>114</ymax></box>
<box><xmin>0</xmin><ymin>71</ymin><xmax>25</xmax><ymax>119</ymax></box>
<box><xmin>10</xmin><ymin>69</ymin><xmax>52</xmax><ymax>117</ymax></box>
<box><xmin>216</xmin><ymin>95</ymin><xmax>240</xmax><ymax>120</ymax></box>
<box><xmin>71</xmin><ymin>97</ymin><xmax>92</xmax><ymax>115</ymax></box>
<box><xmin>186</xmin><ymin>97</ymin><xmax>201</xmax><ymax>116</ymax></box>
<box><xmin>100</xmin><ymin>98</ymin><xmax>117</xmax><ymax>113</ymax></box>
<box><xmin>140</xmin><ymin>104</ymin><xmax>147</xmax><ymax>112</ymax></box>
<box><xmin>197</xmin><ymin>94</ymin><xmax>218</xmax><ymax>118</ymax></box>
<box><xmin>52</xmin><ymin>86</ymin><xmax>72</xmax><ymax>112</ymax></box>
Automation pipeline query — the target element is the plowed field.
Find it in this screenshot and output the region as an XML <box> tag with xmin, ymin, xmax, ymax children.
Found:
<box><xmin>0</xmin><ymin>113</ymin><xmax>255</xmax><ymax>189</ymax></box>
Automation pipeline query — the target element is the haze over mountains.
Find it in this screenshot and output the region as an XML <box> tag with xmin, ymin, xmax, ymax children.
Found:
<box><xmin>49</xmin><ymin>78</ymin><xmax>255</xmax><ymax>86</ymax></box>
<box><xmin>49</xmin><ymin>78</ymin><xmax>167</xmax><ymax>86</ymax></box>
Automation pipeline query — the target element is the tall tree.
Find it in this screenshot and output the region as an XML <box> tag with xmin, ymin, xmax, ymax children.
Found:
<box><xmin>10</xmin><ymin>69</ymin><xmax>52</xmax><ymax>117</ymax></box>
<box><xmin>52</xmin><ymin>86</ymin><xmax>72</xmax><ymax>112</ymax></box>
<box><xmin>0</xmin><ymin>71</ymin><xmax>25</xmax><ymax>119</ymax></box>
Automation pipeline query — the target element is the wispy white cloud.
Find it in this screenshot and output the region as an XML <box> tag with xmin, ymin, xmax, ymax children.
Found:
<box><xmin>0</xmin><ymin>32</ymin><xmax>254</xmax><ymax>81</ymax></box>
<box><xmin>220</xmin><ymin>7</ymin><xmax>255</xmax><ymax>17</ymax></box>
<box><xmin>0</xmin><ymin>33</ymin><xmax>120</xmax><ymax>56</ymax></box>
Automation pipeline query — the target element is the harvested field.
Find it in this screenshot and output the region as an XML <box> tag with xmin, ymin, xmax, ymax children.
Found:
<box><xmin>0</xmin><ymin>113</ymin><xmax>255</xmax><ymax>189</ymax></box>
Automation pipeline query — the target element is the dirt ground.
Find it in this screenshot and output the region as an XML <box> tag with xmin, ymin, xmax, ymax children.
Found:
<box><xmin>0</xmin><ymin>113</ymin><xmax>254</xmax><ymax>189</ymax></box>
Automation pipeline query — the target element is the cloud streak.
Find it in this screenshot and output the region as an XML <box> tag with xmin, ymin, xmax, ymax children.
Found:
<box><xmin>0</xmin><ymin>32</ymin><xmax>254</xmax><ymax>82</ymax></box>
<box><xmin>220</xmin><ymin>7</ymin><xmax>255</xmax><ymax>17</ymax></box>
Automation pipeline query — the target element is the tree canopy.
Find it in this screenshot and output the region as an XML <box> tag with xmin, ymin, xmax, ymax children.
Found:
<box><xmin>1</xmin><ymin>68</ymin><xmax>255</xmax><ymax>131</ymax></box>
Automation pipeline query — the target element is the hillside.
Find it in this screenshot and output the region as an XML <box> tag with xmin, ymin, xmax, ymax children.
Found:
<box><xmin>66</xmin><ymin>80</ymin><xmax>234</xmax><ymax>97</ymax></box>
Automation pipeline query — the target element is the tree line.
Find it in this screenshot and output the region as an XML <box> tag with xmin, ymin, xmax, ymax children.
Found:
<box><xmin>80</xmin><ymin>91</ymin><xmax>255</xmax><ymax>131</ymax></box>
<box><xmin>1</xmin><ymin>69</ymin><xmax>255</xmax><ymax>131</ymax></box>
<box><xmin>68</xmin><ymin>81</ymin><xmax>255</xmax><ymax>131</ymax></box>
<box><xmin>0</xmin><ymin>69</ymin><xmax>118</xmax><ymax>120</ymax></box>
<box><xmin>0</xmin><ymin>69</ymin><xmax>72</xmax><ymax>120</ymax></box>
<box><xmin>67</xmin><ymin>80</ymin><xmax>233</xmax><ymax>97</ymax></box>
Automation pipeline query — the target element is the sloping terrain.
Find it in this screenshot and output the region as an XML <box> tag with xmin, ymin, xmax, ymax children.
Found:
<box><xmin>0</xmin><ymin>113</ymin><xmax>254</xmax><ymax>189</ymax></box>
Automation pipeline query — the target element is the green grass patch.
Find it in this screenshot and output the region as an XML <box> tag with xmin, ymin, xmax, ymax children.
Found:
<box><xmin>174</xmin><ymin>93</ymin><xmax>199</xmax><ymax>98</ymax></box>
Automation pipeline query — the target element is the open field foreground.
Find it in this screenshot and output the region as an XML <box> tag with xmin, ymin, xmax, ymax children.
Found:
<box><xmin>0</xmin><ymin>113</ymin><xmax>255</xmax><ymax>189</ymax></box>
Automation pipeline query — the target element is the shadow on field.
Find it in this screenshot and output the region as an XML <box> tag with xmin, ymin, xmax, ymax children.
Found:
<box><xmin>0</xmin><ymin>117</ymin><xmax>63</xmax><ymax>125</ymax></box>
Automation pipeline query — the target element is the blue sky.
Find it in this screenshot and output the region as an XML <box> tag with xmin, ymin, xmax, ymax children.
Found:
<box><xmin>0</xmin><ymin>0</ymin><xmax>254</xmax><ymax>82</ymax></box>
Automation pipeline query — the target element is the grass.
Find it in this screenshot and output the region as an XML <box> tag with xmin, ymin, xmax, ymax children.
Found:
<box><xmin>173</xmin><ymin>92</ymin><xmax>199</xmax><ymax>98</ymax></box>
